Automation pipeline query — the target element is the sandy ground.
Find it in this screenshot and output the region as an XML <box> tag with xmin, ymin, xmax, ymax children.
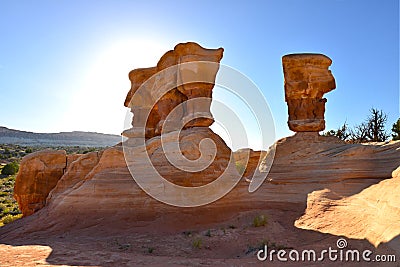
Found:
<box><xmin>1</xmin><ymin>209</ymin><xmax>398</xmax><ymax>267</ymax></box>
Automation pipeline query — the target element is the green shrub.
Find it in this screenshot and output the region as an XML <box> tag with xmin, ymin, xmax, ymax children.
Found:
<box><xmin>1</xmin><ymin>214</ymin><xmax>22</xmax><ymax>225</ymax></box>
<box><xmin>253</xmin><ymin>214</ymin><xmax>267</xmax><ymax>227</ymax></box>
<box><xmin>192</xmin><ymin>238</ymin><xmax>202</xmax><ymax>249</ymax></box>
<box><xmin>0</xmin><ymin>203</ymin><xmax>9</xmax><ymax>216</ymax></box>
<box><xmin>1</xmin><ymin>162</ymin><xmax>19</xmax><ymax>175</ymax></box>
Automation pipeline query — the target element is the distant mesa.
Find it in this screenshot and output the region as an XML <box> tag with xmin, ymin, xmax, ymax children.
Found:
<box><xmin>0</xmin><ymin>126</ymin><xmax>120</xmax><ymax>147</ymax></box>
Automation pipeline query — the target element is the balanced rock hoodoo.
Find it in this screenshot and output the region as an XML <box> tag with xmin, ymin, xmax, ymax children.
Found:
<box><xmin>122</xmin><ymin>42</ymin><xmax>224</xmax><ymax>142</ymax></box>
<box><xmin>282</xmin><ymin>53</ymin><xmax>336</xmax><ymax>132</ymax></box>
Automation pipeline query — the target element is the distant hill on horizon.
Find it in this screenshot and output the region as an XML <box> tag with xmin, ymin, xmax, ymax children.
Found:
<box><xmin>0</xmin><ymin>126</ymin><xmax>121</xmax><ymax>147</ymax></box>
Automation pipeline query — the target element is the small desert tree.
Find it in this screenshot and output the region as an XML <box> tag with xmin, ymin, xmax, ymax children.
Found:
<box><xmin>350</xmin><ymin>108</ymin><xmax>389</xmax><ymax>143</ymax></box>
<box><xmin>350</xmin><ymin>122</ymin><xmax>369</xmax><ymax>143</ymax></box>
<box><xmin>392</xmin><ymin>118</ymin><xmax>400</xmax><ymax>141</ymax></box>
<box><xmin>323</xmin><ymin>122</ymin><xmax>351</xmax><ymax>141</ymax></box>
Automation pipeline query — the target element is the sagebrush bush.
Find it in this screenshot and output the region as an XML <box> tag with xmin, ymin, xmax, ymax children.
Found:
<box><xmin>253</xmin><ymin>214</ymin><xmax>267</xmax><ymax>227</ymax></box>
<box><xmin>1</xmin><ymin>162</ymin><xmax>19</xmax><ymax>175</ymax></box>
<box><xmin>192</xmin><ymin>238</ymin><xmax>202</xmax><ymax>249</ymax></box>
<box><xmin>1</xmin><ymin>214</ymin><xmax>22</xmax><ymax>225</ymax></box>
<box><xmin>0</xmin><ymin>203</ymin><xmax>9</xmax><ymax>216</ymax></box>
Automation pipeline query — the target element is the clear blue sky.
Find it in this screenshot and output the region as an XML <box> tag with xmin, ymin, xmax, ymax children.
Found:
<box><xmin>0</xmin><ymin>0</ymin><xmax>398</xmax><ymax>150</ymax></box>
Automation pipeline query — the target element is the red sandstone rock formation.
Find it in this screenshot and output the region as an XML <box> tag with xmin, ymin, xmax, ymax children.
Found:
<box><xmin>147</xmin><ymin>127</ymin><xmax>233</xmax><ymax>187</ymax></box>
<box><xmin>8</xmin><ymin>133</ymin><xmax>400</xmax><ymax>239</ymax></box>
<box><xmin>123</xmin><ymin>42</ymin><xmax>223</xmax><ymax>140</ymax></box>
<box><xmin>233</xmin><ymin>148</ymin><xmax>266</xmax><ymax>178</ymax></box>
<box><xmin>295</xmin><ymin>162</ymin><xmax>400</xmax><ymax>247</ymax></box>
<box><xmin>14</xmin><ymin>150</ymin><xmax>68</xmax><ymax>216</ymax></box>
<box><xmin>282</xmin><ymin>54</ymin><xmax>336</xmax><ymax>132</ymax></box>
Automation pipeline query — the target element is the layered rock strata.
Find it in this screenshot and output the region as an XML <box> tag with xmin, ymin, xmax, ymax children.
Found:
<box><xmin>7</xmin><ymin>133</ymin><xmax>400</xmax><ymax>247</ymax></box>
<box><xmin>295</xmin><ymin>165</ymin><xmax>400</xmax><ymax>247</ymax></box>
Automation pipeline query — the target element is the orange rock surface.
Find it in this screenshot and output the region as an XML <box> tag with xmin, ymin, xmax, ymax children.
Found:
<box><xmin>282</xmin><ymin>54</ymin><xmax>336</xmax><ymax>132</ymax></box>
<box><xmin>233</xmin><ymin>148</ymin><xmax>266</xmax><ymax>178</ymax></box>
<box><xmin>6</xmin><ymin>134</ymin><xmax>400</xmax><ymax>236</ymax></box>
<box><xmin>147</xmin><ymin>127</ymin><xmax>233</xmax><ymax>187</ymax></box>
<box><xmin>295</xmin><ymin>164</ymin><xmax>400</xmax><ymax>247</ymax></box>
<box><xmin>14</xmin><ymin>150</ymin><xmax>68</xmax><ymax>216</ymax></box>
<box><xmin>123</xmin><ymin>42</ymin><xmax>223</xmax><ymax>140</ymax></box>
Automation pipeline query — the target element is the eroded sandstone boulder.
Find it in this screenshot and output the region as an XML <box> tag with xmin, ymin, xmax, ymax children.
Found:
<box><xmin>47</xmin><ymin>151</ymin><xmax>100</xmax><ymax>201</ymax></box>
<box><xmin>14</xmin><ymin>150</ymin><xmax>68</xmax><ymax>216</ymax></box>
<box><xmin>282</xmin><ymin>53</ymin><xmax>336</xmax><ymax>132</ymax></box>
<box><xmin>295</xmin><ymin>164</ymin><xmax>400</xmax><ymax>247</ymax></box>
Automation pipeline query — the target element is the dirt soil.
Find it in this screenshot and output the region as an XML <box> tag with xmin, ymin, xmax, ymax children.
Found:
<box><xmin>1</xmin><ymin>209</ymin><xmax>397</xmax><ymax>267</ymax></box>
